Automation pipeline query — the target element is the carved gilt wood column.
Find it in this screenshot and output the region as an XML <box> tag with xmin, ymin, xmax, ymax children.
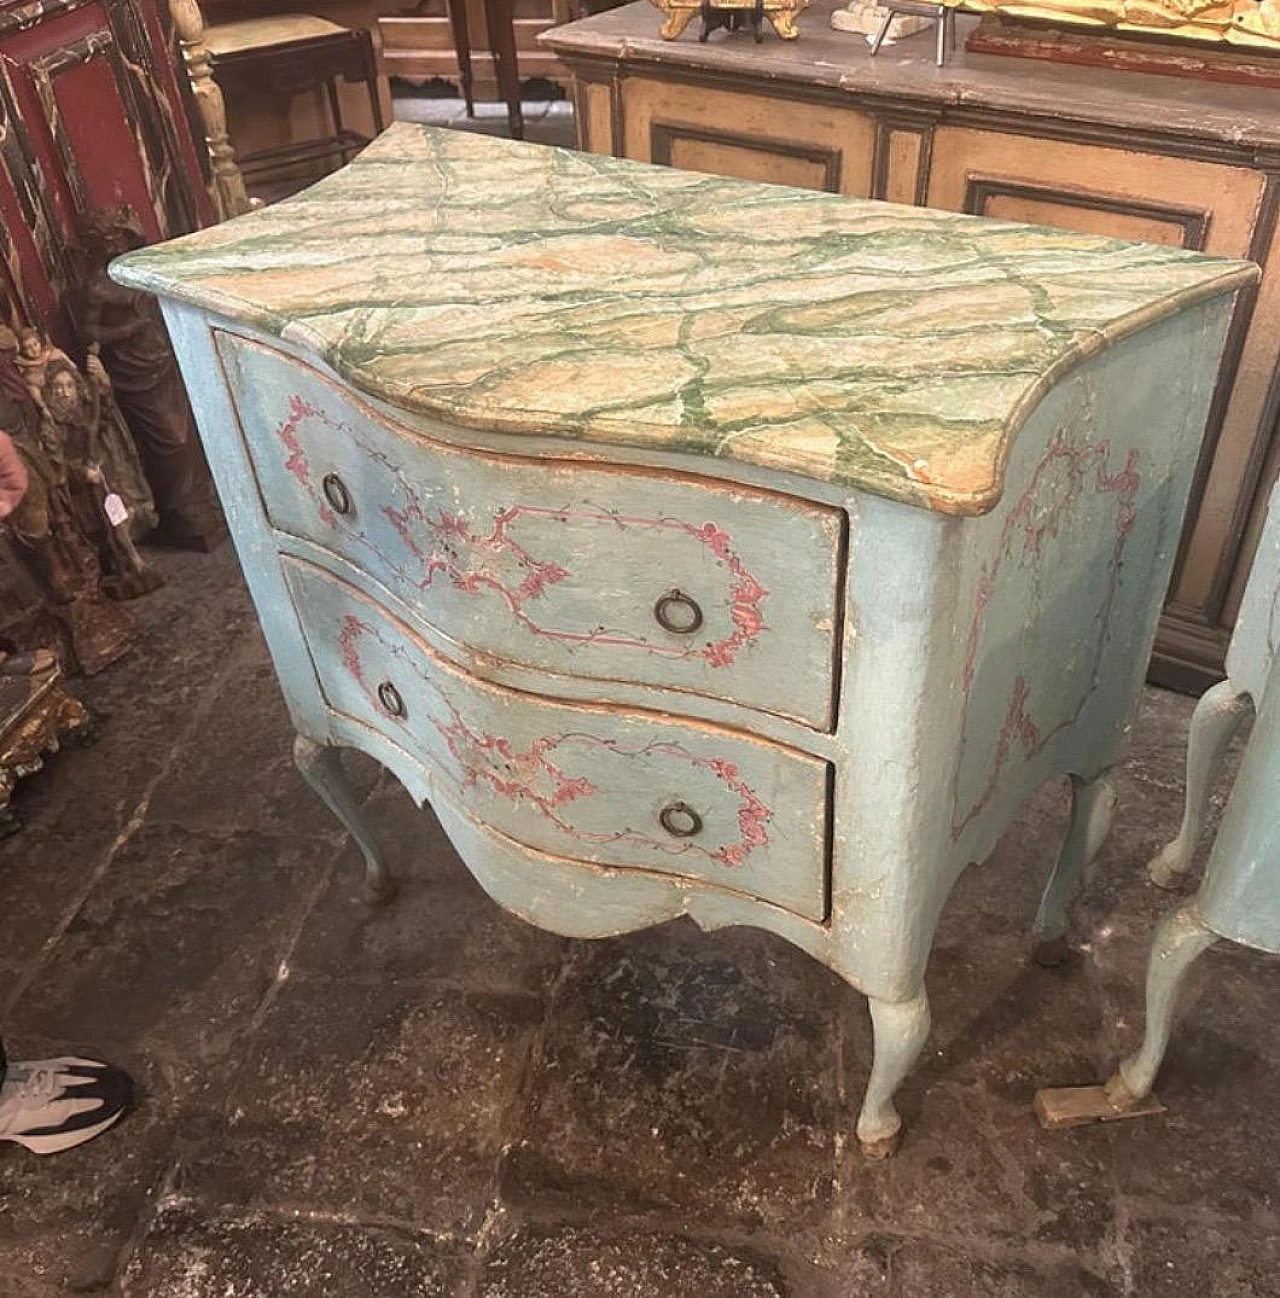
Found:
<box><xmin>168</xmin><ymin>0</ymin><xmax>254</xmax><ymax>219</ymax></box>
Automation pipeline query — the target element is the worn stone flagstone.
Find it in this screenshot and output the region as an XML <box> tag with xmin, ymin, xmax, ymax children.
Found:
<box><xmin>111</xmin><ymin>123</ymin><xmax>1254</xmax><ymax>516</ymax></box>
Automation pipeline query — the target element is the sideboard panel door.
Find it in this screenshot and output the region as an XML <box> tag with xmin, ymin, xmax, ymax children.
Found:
<box><xmin>621</xmin><ymin>77</ymin><xmax>875</xmax><ymax>198</ymax></box>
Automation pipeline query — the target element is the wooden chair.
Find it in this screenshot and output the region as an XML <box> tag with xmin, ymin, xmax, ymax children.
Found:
<box><xmin>192</xmin><ymin>7</ymin><xmax>387</xmax><ymax>195</ymax></box>
<box><xmin>443</xmin><ymin>0</ymin><xmax>524</xmax><ymax>141</ymax></box>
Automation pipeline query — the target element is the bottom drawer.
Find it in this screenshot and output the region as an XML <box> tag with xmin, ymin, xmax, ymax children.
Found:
<box><xmin>285</xmin><ymin>559</ymin><xmax>831</xmax><ymax>920</ymax></box>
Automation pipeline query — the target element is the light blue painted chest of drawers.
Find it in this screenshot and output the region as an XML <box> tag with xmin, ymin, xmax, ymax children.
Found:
<box><xmin>112</xmin><ymin>123</ymin><xmax>1256</xmax><ymax>1155</ymax></box>
<box><xmin>1096</xmin><ymin>471</ymin><xmax>1280</xmax><ymax>1114</ymax></box>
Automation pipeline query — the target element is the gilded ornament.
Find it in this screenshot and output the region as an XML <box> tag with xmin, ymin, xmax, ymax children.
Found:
<box><xmin>648</xmin><ymin>0</ymin><xmax>811</xmax><ymax>41</ymax></box>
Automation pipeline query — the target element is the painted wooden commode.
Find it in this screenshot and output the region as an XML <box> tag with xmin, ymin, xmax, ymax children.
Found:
<box><xmin>111</xmin><ymin>124</ymin><xmax>1256</xmax><ymax>1156</ymax></box>
<box><xmin>1121</xmin><ymin>470</ymin><xmax>1280</xmax><ymax>1109</ymax></box>
<box><xmin>1037</xmin><ymin>471</ymin><xmax>1280</xmax><ymax>1127</ymax></box>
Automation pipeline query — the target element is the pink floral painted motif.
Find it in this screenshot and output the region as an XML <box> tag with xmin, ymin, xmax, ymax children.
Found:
<box><xmin>274</xmin><ymin>394</ymin><xmax>322</xmax><ymax>488</ymax></box>
<box><xmin>381</xmin><ymin>496</ymin><xmax>572</xmax><ymax>614</ymax></box>
<box><xmin>338</xmin><ymin>614</ymin><xmax>370</xmax><ymax>687</ymax></box>
<box><xmin>951</xmin><ymin>425</ymin><xmax>1141</xmax><ymax>841</ymax></box>
<box><xmin>338</xmin><ymin>615</ymin><xmax>772</xmax><ymax>868</ymax></box>
<box><xmin>272</xmin><ymin>400</ymin><xmax>769</xmax><ymax>668</ymax></box>
<box><xmin>435</xmin><ymin>713</ymin><xmax>596</xmax><ymax>813</ymax></box>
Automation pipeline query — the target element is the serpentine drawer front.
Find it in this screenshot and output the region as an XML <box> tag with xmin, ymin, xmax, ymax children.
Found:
<box><xmin>286</xmin><ymin>557</ymin><xmax>832</xmax><ymax>919</ymax></box>
<box><xmin>116</xmin><ymin>123</ymin><xmax>1257</xmax><ymax>1156</ymax></box>
<box><xmin>219</xmin><ymin>331</ymin><xmax>845</xmax><ymax>730</ymax></box>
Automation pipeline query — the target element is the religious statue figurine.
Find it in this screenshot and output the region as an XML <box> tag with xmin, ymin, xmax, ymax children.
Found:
<box><xmin>37</xmin><ymin>351</ymin><xmax>164</xmax><ymax>600</ymax></box>
<box><xmin>0</xmin><ymin>324</ymin><xmax>133</xmax><ymax>675</ymax></box>
<box><xmin>16</xmin><ymin>326</ymin><xmax>158</xmax><ymax>535</ymax></box>
<box><xmin>77</xmin><ymin>206</ymin><xmax>225</xmax><ymax>552</ymax></box>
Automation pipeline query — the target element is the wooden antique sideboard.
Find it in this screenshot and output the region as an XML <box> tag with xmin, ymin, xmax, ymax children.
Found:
<box><xmin>544</xmin><ymin>0</ymin><xmax>1280</xmax><ymax>691</ymax></box>
<box><xmin>115</xmin><ymin>124</ymin><xmax>1253</xmax><ymax>1151</ymax></box>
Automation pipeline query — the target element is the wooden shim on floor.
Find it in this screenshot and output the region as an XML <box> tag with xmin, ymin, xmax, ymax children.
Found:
<box><xmin>1035</xmin><ymin>1084</ymin><xmax>1167</xmax><ymax>1129</ymax></box>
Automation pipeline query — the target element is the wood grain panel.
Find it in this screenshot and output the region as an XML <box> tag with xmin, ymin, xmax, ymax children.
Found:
<box><xmin>872</xmin><ymin>123</ymin><xmax>933</xmax><ymax>207</ymax></box>
<box><xmin>575</xmin><ymin>77</ymin><xmax>613</xmax><ymax>155</ymax></box>
<box><xmin>652</xmin><ymin>123</ymin><xmax>841</xmax><ymax>193</ymax></box>
<box><xmin>966</xmin><ymin>178</ymin><xmax>1209</xmax><ymax>249</ymax></box>
<box><xmin>621</xmin><ymin>76</ymin><xmax>875</xmax><ymax>198</ymax></box>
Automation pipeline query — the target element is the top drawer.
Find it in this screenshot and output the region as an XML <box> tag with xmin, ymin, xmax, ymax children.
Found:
<box><xmin>216</xmin><ymin>332</ymin><xmax>844</xmax><ymax>729</ymax></box>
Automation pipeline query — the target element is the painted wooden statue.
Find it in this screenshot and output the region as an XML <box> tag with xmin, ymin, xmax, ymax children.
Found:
<box><xmin>111</xmin><ymin>125</ymin><xmax>1255</xmax><ymax>1155</ymax></box>
<box><xmin>0</xmin><ymin>326</ymin><xmax>133</xmax><ymax>674</ymax></box>
<box><xmin>77</xmin><ymin>206</ymin><xmax>224</xmax><ymax>553</ymax></box>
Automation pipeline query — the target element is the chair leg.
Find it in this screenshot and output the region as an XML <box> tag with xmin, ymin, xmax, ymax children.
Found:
<box><xmin>325</xmin><ymin>77</ymin><xmax>349</xmax><ymax>167</ymax></box>
<box><xmin>483</xmin><ymin>0</ymin><xmax>524</xmax><ymax>140</ymax></box>
<box><xmin>445</xmin><ymin>0</ymin><xmax>476</xmax><ymax>118</ymax></box>
<box><xmin>358</xmin><ymin>28</ymin><xmax>387</xmax><ymax>133</ymax></box>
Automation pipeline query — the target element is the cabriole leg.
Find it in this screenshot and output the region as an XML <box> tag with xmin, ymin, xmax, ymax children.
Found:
<box><xmin>857</xmin><ymin>988</ymin><xmax>931</xmax><ymax>1158</ymax></box>
<box><xmin>1105</xmin><ymin>903</ymin><xmax>1218</xmax><ymax>1108</ymax></box>
<box><xmin>1148</xmin><ymin>681</ymin><xmax>1252</xmax><ymax>891</ymax></box>
<box><xmin>293</xmin><ymin>734</ymin><xmax>395</xmax><ymax>903</ymax></box>
<box><xmin>1032</xmin><ymin>772</ymin><xmax>1118</xmax><ymax>966</ymax></box>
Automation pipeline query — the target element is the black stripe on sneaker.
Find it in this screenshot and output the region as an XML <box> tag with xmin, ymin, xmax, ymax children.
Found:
<box><xmin>18</xmin><ymin>1068</ymin><xmax>133</xmax><ymax>1139</ymax></box>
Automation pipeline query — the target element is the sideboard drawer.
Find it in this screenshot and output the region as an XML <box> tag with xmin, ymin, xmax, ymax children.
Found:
<box><xmin>285</xmin><ymin>559</ymin><xmax>831</xmax><ymax>920</ymax></box>
<box><xmin>218</xmin><ymin>331</ymin><xmax>844</xmax><ymax>729</ymax></box>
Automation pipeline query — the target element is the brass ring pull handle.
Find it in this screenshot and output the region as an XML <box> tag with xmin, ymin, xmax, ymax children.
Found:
<box><xmin>377</xmin><ymin>680</ymin><xmax>406</xmax><ymax>718</ymax></box>
<box><xmin>322</xmin><ymin>473</ymin><xmax>352</xmax><ymax>516</ymax></box>
<box><xmin>658</xmin><ymin>801</ymin><xmax>703</xmax><ymax>838</ymax></box>
<box><xmin>654</xmin><ymin>588</ymin><xmax>703</xmax><ymax>635</ymax></box>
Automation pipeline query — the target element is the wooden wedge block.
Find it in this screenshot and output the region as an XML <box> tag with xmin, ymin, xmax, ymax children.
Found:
<box><xmin>1035</xmin><ymin>1084</ymin><xmax>1166</xmax><ymax>1129</ymax></box>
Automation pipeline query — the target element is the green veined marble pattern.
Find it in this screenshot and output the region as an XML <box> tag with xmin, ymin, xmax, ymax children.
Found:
<box><xmin>112</xmin><ymin>123</ymin><xmax>1256</xmax><ymax>515</ymax></box>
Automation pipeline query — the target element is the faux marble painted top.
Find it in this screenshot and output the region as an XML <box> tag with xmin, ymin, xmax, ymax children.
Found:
<box><xmin>112</xmin><ymin>123</ymin><xmax>1257</xmax><ymax>515</ymax></box>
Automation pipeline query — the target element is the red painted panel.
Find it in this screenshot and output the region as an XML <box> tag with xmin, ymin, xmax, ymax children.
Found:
<box><xmin>52</xmin><ymin>53</ymin><xmax>165</xmax><ymax>240</ymax></box>
<box><xmin>1</xmin><ymin>2</ymin><xmax>107</xmax><ymax>61</ymax></box>
<box><xmin>0</xmin><ymin>170</ymin><xmax>60</xmax><ymax>331</ymax></box>
<box><xmin>0</xmin><ymin>0</ymin><xmax>211</xmax><ymax>339</ymax></box>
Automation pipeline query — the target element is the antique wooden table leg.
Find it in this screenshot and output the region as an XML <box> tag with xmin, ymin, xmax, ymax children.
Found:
<box><xmin>1032</xmin><ymin>772</ymin><xmax>1118</xmax><ymax>966</ymax></box>
<box><xmin>1147</xmin><ymin>680</ymin><xmax>1252</xmax><ymax>890</ymax></box>
<box><xmin>293</xmin><ymin>734</ymin><xmax>396</xmax><ymax>902</ymax></box>
<box><xmin>857</xmin><ymin>988</ymin><xmax>932</xmax><ymax>1158</ymax></box>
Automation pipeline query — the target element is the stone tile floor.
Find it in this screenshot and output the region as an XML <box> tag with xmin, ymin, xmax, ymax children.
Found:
<box><xmin>1</xmin><ymin>545</ymin><xmax>1277</xmax><ymax>1297</ymax></box>
<box><xmin>392</xmin><ymin>95</ymin><xmax>577</xmax><ymax>150</ymax></box>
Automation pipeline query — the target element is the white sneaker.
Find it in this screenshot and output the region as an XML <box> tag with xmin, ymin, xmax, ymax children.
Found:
<box><xmin>0</xmin><ymin>1056</ymin><xmax>133</xmax><ymax>1155</ymax></box>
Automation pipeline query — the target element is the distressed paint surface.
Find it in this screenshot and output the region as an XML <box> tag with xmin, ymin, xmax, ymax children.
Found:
<box><xmin>112</xmin><ymin>122</ymin><xmax>1256</xmax><ymax>517</ymax></box>
<box><xmin>218</xmin><ymin>331</ymin><xmax>844</xmax><ymax>730</ymax></box>
<box><xmin>1195</xmin><ymin>471</ymin><xmax>1280</xmax><ymax>951</ymax></box>
<box><xmin>1197</xmin><ymin>650</ymin><xmax>1280</xmax><ymax>952</ymax></box>
<box><xmin>951</xmin><ymin>413</ymin><xmax>1141</xmax><ymax>843</ymax></box>
<box><xmin>1225</xmin><ymin>474</ymin><xmax>1280</xmax><ymax>702</ymax></box>
<box><xmin>942</xmin><ymin>306</ymin><xmax>1231</xmax><ymax>876</ymax></box>
<box><xmin>285</xmin><ymin>557</ymin><xmax>831</xmax><ymax>920</ymax></box>
<box><xmin>137</xmin><ymin>128</ymin><xmax>1250</xmax><ymax>1149</ymax></box>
